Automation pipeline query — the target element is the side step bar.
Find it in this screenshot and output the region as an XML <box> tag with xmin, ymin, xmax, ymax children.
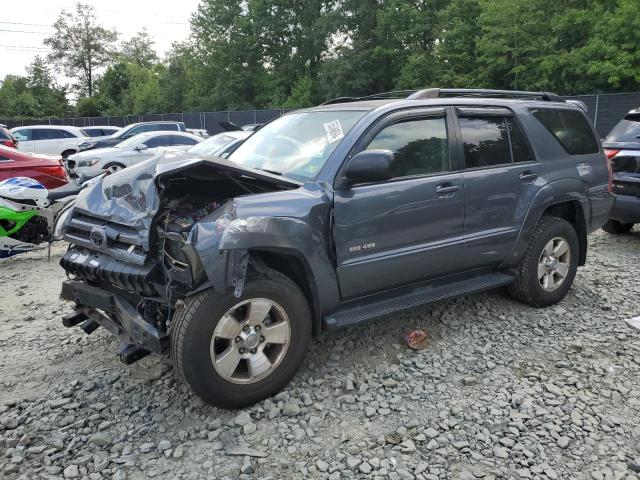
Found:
<box><xmin>323</xmin><ymin>271</ymin><xmax>514</xmax><ymax>330</ymax></box>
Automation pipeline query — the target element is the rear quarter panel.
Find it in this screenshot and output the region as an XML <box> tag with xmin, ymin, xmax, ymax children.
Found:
<box><xmin>516</xmin><ymin>107</ymin><xmax>613</xmax><ymax>232</ymax></box>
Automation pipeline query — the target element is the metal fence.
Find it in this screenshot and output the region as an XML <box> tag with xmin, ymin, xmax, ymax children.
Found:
<box><xmin>2</xmin><ymin>92</ymin><xmax>639</xmax><ymax>138</ymax></box>
<box><xmin>0</xmin><ymin>109</ymin><xmax>291</xmax><ymax>136</ymax></box>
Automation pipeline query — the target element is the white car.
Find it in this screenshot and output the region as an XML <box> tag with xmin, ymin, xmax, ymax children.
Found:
<box><xmin>80</xmin><ymin>126</ymin><xmax>121</xmax><ymax>140</ymax></box>
<box><xmin>9</xmin><ymin>125</ymin><xmax>89</xmax><ymax>158</ymax></box>
<box><xmin>66</xmin><ymin>131</ymin><xmax>203</xmax><ymax>182</ymax></box>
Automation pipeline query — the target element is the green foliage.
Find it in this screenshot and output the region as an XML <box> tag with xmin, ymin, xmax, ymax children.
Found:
<box><xmin>76</xmin><ymin>96</ymin><xmax>111</xmax><ymax>117</ymax></box>
<box><xmin>0</xmin><ymin>58</ymin><xmax>71</xmax><ymax>119</ymax></box>
<box><xmin>120</xmin><ymin>30</ymin><xmax>159</xmax><ymax>68</ymax></box>
<box><xmin>44</xmin><ymin>2</ymin><xmax>118</xmax><ymax>97</ymax></box>
<box><xmin>3</xmin><ymin>0</ymin><xmax>640</xmax><ymax>120</ymax></box>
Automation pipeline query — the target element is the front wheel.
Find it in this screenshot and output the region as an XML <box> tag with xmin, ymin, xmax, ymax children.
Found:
<box><xmin>602</xmin><ymin>220</ymin><xmax>633</xmax><ymax>234</ymax></box>
<box><xmin>509</xmin><ymin>216</ymin><xmax>579</xmax><ymax>307</ymax></box>
<box><xmin>171</xmin><ymin>269</ymin><xmax>311</xmax><ymax>408</ymax></box>
<box><xmin>103</xmin><ymin>162</ymin><xmax>126</xmax><ymax>175</ymax></box>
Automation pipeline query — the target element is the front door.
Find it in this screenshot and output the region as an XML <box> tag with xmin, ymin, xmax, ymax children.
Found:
<box><xmin>455</xmin><ymin>108</ymin><xmax>547</xmax><ymax>267</ymax></box>
<box><xmin>334</xmin><ymin>108</ymin><xmax>466</xmax><ymax>300</ymax></box>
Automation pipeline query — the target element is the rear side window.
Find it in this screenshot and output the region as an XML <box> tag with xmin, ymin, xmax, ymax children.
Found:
<box><xmin>530</xmin><ymin>108</ymin><xmax>599</xmax><ymax>155</ymax></box>
<box><xmin>0</xmin><ymin>128</ymin><xmax>11</xmax><ymax>140</ymax></box>
<box><xmin>144</xmin><ymin>135</ymin><xmax>173</xmax><ymax>148</ymax></box>
<box><xmin>460</xmin><ymin>116</ymin><xmax>535</xmax><ymax>168</ymax></box>
<box><xmin>460</xmin><ymin>117</ymin><xmax>510</xmax><ymax>168</ymax></box>
<box><xmin>170</xmin><ymin>135</ymin><xmax>199</xmax><ymax>146</ymax></box>
<box><xmin>365</xmin><ymin>117</ymin><xmax>449</xmax><ymax>178</ymax></box>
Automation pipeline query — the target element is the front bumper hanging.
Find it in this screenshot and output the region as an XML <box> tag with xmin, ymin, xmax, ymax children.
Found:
<box><xmin>60</xmin><ymin>280</ymin><xmax>169</xmax><ymax>358</ymax></box>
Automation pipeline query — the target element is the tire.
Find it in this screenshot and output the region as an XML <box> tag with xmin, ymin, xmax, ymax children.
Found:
<box><xmin>103</xmin><ymin>162</ymin><xmax>126</xmax><ymax>174</ymax></box>
<box><xmin>602</xmin><ymin>220</ymin><xmax>633</xmax><ymax>234</ymax></box>
<box><xmin>508</xmin><ymin>216</ymin><xmax>579</xmax><ymax>308</ymax></box>
<box><xmin>171</xmin><ymin>269</ymin><xmax>311</xmax><ymax>408</ymax></box>
<box><xmin>61</xmin><ymin>149</ymin><xmax>76</xmax><ymax>158</ymax></box>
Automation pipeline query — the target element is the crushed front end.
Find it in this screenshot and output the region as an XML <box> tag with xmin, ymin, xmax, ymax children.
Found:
<box><xmin>58</xmin><ymin>154</ymin><xmax>300</xmax><ymax>364</ymax></box>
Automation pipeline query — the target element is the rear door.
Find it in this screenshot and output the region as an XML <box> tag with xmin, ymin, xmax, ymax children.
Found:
<box><xmin>334</xmin><ymin>107</ymin><xmax>466</xmax><ymax>299</ymax></box>
<box><xmin>456</xmin><ymin>108</ymin><xmax>547</xmax><ymax>267</ymax></box>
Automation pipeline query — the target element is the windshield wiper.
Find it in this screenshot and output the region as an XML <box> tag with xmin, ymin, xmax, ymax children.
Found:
<box><xmin>257</xmin><ymin>168</ymin><xmax>283</xmax><ymax>176</ymax></box>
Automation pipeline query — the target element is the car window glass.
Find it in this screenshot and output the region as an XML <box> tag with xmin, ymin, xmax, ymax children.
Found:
<box><xmin>459</xmin><ymin>117</ymin><xmax>510</xmax><ymax>168</ymax></box>
<box><xmin>58</xmin><ymin>129</ymin><xmax>77</xmax><ymax>139</ymax></box>
<box><xmin>12</xmin><ymin>129</ymin><xmax>30</xmax><ymax>141</ymax></box>
<box><xmin>365</xmin><ymin>117</ymin><xmax>449</xmax><ymax>178</ymax></box>
<box><xmin>0</xmin><ymin>128</ymin><xmax>11</xmax><ymax>140</ymax></box>
<box><xmin>170</xmin><ymin>135</ymin><xmax>198</xmax><ymax>146</ymax></box>
<box><xmin>530</xmin><ymin>108</ymin><xmax>599</xmax><ymax>155</ymax></box>
<box><xmin>507</xmin><ymin>118</ymin><xmax>535</xmax><ymax>163</ymax></box>
<box><xmin>0</xmin><ymin>153</ymin><xmax>10</xmax><ymax>161</ymax></box>
<box><xmin>32</xmin><ymin>129</ymin><xmax>57</xmax><ymax>140</ymax></box>
<box><xmin>143</xmin><ymin>135</ymin><xmax>172</xmax><ymax>148</ymax></box>
<box><xmin>606</xmin><ymin>117</ymin><xmax>640</xmax><ymax>143</ymax></box>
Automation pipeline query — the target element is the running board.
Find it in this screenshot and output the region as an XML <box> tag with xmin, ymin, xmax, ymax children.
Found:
<box><xmin>322</xmin><ymin>271</ymin><xmax>514</xmax><ymax>330</ymax></box>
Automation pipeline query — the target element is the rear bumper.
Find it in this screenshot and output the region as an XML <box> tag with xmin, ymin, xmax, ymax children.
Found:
<box><xmin>609</xmin><ymin>194</ymin><xmax>640</xmax><ymax>224</ymax></box>
<box><xmin>60</xmin><ymin>279</ymin><xmax>168</xmax><ymax>354</ymax></box>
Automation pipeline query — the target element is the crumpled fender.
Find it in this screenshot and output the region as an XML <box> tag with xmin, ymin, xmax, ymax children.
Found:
<box><xmin>190</xmin><ymin>185</ymin><xmax>341</xmax><ymax>315</ymax></box>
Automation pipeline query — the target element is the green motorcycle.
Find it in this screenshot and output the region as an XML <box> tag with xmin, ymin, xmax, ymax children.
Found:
<box><xmin>0</xmin><ymin>177</ymin><xmax>86</xmax><ymax>258</ymax></box>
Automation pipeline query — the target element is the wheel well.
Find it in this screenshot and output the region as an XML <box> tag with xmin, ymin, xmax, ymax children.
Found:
<box><xmin>248</xmin><ymin>250</ymin><xmax>321</xmax><ymax>336</ymax></box>
<box><xmin>542</xmin><ymin>201</ymin><xmax>587</xmax><ymax>265</ymax></box>
<box><xmin>61</xmin><ymin>149</ymin><xmax>77</xmax><ymax>157</ymax></box>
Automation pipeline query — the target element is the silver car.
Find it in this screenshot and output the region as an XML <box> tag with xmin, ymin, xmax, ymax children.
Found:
<box><xmin>66</xmin><ymin>131</ymin><xmax>202</xmax><ymax>182</ymax></box>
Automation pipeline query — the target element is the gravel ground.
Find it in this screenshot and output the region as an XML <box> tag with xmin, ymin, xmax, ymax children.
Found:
<box><xmin>1</xmin><ymin>231</ymin><xmax>639</xmax><ymax>480</ymax></box>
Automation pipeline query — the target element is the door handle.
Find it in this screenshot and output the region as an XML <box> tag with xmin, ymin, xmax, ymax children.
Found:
<box><xmin>519</xmin><ymin>171</ymin><xmax>538</xmax><ymax>182</ymax></box>
<box><xmin>435</xmin><ymin>184</ymin><xmax>460</xmax><ymax>195</ymax></box>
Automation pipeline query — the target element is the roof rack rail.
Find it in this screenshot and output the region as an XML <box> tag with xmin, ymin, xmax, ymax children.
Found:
<box><xmin>322</xmin><ymin>88</ymin><xmax>566</xmax><ymax>105</ymax></box>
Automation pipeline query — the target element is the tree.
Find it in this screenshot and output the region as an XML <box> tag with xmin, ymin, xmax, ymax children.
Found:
<box><xmin>44</xmin><ymin>2</ymin><xmax>118</xmax><ymax>97</ymax></box>
<box><xmin>120</xmin><ymin>29</ymin><xmax>158</xmax><ymax>68</ymax></box>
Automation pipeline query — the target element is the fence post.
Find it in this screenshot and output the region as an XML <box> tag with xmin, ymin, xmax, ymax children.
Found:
<box><xmin>594</xmin><ymin>94</ymin><xmax>600</xmax><ymax>128</ymax></box>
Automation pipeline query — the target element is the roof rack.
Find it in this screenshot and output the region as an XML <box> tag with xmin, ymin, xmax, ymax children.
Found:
<box><xmin>321</xmin><ymin>88</ymin><xmax>565</xmax><ymax>105</ymax></box>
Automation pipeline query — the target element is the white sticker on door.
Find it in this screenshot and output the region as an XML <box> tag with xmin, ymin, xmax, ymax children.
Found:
<box><xmin>323</xmin><ymin>120</ymin><xmax>344</xmax><ymax>144</ymax></box>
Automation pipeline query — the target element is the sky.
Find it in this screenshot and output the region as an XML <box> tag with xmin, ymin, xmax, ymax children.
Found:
<box><xmin>0</xmin><ymin>0</ymin><xmax>201</xmax><ymax>83</ymax></box>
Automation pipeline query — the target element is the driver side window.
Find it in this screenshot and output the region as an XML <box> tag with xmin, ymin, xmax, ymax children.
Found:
<box><xmin>365</xmin><ymin>117</ymin><xmax>449</xmax><ymax>179</ymax></box>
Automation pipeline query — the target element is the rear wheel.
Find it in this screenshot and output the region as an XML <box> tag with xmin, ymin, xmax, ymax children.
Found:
<box><xmin>171</xmin><ymin>269</ymin><xmax>311</xmax><ymax>408</ymax></box>
<box><xmin>103</xmin><ymin>162</ymin><xmax>125</xmax><ymax>174</ymax></box>
<box><xmin>509</xmin><ymin>216</ymin><xmax>579</xmax><ymax>307</ymax></box>
<box><xmin>602</xmin><ymin>220</ymin><xmax>633</xmax><ymax>234</ymax></box>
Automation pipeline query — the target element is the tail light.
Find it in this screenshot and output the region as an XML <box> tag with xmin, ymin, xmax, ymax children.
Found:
<box><xmin>604</xmin><ymin>149</ymin><xmax>618</xmax><ymax>193</ymax></box>
<box><xmin>604</xmin><ymin>148</ymin><xmax>620</xmax><ymax>160</ymax></box>
<box><xmin>1</xmin><ymin>139</ymin><xmax>16</xmax><ymax>148</ymax></box>
<box><xmin>38</xmin><ymin>165</ymin><xmax>67</xmax><ymax>179</ymax></box>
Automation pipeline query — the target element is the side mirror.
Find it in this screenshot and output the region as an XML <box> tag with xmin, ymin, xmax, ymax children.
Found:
<box><xmin>136</xmin><ymin>144</ymin><xmax>148</xmax><ymax>151</ymax></box>
<box><xmin>344</xmin><ymin>150</ymin><xmax>394</xmax><ymax>185</ymax></box>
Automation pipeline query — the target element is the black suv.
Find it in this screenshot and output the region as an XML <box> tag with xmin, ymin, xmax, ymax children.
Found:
<box><xmin>58</xmin><ymin>89</ymin><xmax>613</xmax><ymax>408</ymax></box>
<box><xmin>77</xmin><ymin>121</ymin><xmax>187</xmax><ymax>151</ymax></box>
<box><xmin>602</xmin><ymin>108</ymin><xmax>640</xmax><ymax>233</ymax></box>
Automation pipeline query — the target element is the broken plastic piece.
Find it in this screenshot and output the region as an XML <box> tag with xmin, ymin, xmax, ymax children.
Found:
<box><xmin>403</xmin><ymin>329</ymin><xmax>429</xmax><ymax>350</ymax></box>
<box><xmin>625</xmin><ymin>316</ymin><xmax>640</xmax><ymax>331</ymax></box>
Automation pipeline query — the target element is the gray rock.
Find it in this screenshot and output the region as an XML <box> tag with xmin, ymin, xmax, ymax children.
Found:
<box><xmin>63</xmin><ymin>464</ymin><xmax>79</xmax><ymax>479</ymax></box>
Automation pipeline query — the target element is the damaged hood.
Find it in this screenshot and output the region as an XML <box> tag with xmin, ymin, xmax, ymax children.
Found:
<box><xmin>65</xmin><ymin>151</ymin><xmax>303</xmax><ymax>252</ymax></box>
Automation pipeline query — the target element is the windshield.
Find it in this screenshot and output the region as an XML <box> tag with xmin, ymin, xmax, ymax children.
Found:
<box><xmin>188</xmin><ymin>133</ymin><xmax>238</xmax><ymax>156</ymax></box>
<box><xmin>228</xmin><ymin>110</ymin><xmax>366</xmax><ymax>181</ymax></box>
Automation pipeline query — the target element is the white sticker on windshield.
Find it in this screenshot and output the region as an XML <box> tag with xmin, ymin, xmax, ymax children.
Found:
<box><xmin>324</xmin><ymin>120</ymin><xmax>344</xmax><ymax>144</ymax></box>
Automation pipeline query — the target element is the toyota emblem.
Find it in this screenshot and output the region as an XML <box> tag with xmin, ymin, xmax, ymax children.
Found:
<box><xmin>90</xmin><ymin>228</ymin><xmax>106</xmax><ymax>249</ymax></box>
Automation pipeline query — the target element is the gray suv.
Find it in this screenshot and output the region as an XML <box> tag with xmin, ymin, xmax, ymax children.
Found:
<box><xmin>58</xmin><ymin>89</ymin><xmax>613</xmax><ymax>408</ymax></box>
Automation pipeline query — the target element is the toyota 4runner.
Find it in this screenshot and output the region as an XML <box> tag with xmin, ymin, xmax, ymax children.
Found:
<box><xmin>58</xmin><ymin>89</ymin><xmax>614</xmax><ymax>408</ymax></box>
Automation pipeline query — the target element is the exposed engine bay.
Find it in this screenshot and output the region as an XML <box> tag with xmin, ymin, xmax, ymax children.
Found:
<box><xmin>59</xmin><ymin>155</ymin><xmax>302</xmax><ymax>358</ymax></box>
